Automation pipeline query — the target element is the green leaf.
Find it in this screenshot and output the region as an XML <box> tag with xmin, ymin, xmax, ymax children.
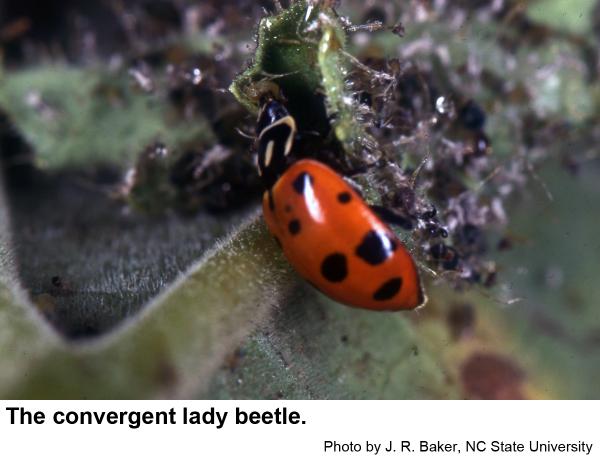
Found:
<box><xmin>0</xmin><ymin>66</ymin><xmax>214</xmax><ymax>169</ymax></box>
<box><xmin>230</xmin><ymin>1</ymin><xmax>373</xmax><ymax>163</ymax></box>
<box><xmin>528</xmin><ymin>0</ymin><xmax>596</xmax><ymax>34</ymax></box>
<box><xmin>1</xmin><ymin>179</ymin><xmax>300</xmax><ymax>397</ymax></box>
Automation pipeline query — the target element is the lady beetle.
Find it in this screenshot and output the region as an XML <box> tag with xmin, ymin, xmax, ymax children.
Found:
<box><xmin>255</xmin><ymin>98</ymin><xmax>425</xmax><ymax>311</ymax></box>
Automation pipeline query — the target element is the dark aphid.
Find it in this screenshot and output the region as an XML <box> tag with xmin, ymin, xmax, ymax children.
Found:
<box><xmin>460</xmin><ymin>99</ymin><xmax>487</xmax><ymax>131</ymax></box>
<box><xmin>425</xmin><ymin>223</ymin><xmax>448</xmax><ymax>239</ymax></box>
<box><xmin>420</xmin><ymin>206</ymin><xmax>437</xmax><ymax>220</ymax></box>
<box><xmin>430</xmin><ymin>243</ymin><xmax>448</xmax><ymax>260</ymax></box>
<box><xmin>430</xmin><ymin>243</ymin><xmax>460</xmax><ymax>270</ymax></box>
<box><xmin>441</xmin><ymin>247</ymin><xmax>460</xmax><ymax>270</ymax></box>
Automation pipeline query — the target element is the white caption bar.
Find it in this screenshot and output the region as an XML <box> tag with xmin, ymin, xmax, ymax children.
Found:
<box><xmin>0</xmin><ymin>401</ymin><xmax>597</xmax><ymax>456</ymax></box>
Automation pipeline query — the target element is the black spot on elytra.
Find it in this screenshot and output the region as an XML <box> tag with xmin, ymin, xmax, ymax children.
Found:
<box><xmin>355</xmin><ymin>230</ymin><xmax>397</xmax><ymax>265</ymax></box>
<box><xmin>292</xmin><ymin>172</ymin><xmax>314</xmax><ymax>195</ymax></box>
<box><xmin>288</xmin><ymin>219</ymin><xmax>301</xmax><ymax>235</ymax></box>
<box><xmin>337</xmin><ymin>192</ymin><xmax>352</xmax><ymax>204</ymax></box>
<box><xmin>373</xmin><ymin>277</ymin><xmax>403</xmax><ymax>301</ymax></box>
<box><xmin>321</xmin><ymin>253</ymin><xmax>348</xmax><ymax>283</ymax></box>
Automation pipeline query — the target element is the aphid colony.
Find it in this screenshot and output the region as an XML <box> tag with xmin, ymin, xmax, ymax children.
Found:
<box><xmin>254</xmin><ymin>96</ymin><xmax>425</xmax><ymax>311</ymax></box>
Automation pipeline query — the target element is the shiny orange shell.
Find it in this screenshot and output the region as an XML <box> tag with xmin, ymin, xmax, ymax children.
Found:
<box><xmin>262</xmin><ymin>159</ymin><xmax>424</xmax><ymax>311</ymax></box>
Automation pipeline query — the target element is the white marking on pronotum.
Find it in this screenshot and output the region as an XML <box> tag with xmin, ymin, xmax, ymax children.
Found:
<box><xmin>264</xmin><ymin>140</ymin><xmax>275</xmax><ymax>167</ymax></box>
<box><xmin>283</xmin><ymin>116</ymin><xmax>296</xmax><ymax>156</ymax></box>
<box><xmin>258</xmin><ymin>115</ymin><xmax>297</xmax><ymax>157</ymax></box>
